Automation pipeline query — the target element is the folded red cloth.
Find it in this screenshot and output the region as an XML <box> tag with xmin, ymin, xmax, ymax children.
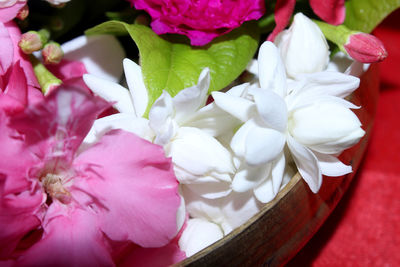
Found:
<box><xmin>289</xmin><ymin>9</ymin><xmax>400</xmax><ymax>266</ymax></box>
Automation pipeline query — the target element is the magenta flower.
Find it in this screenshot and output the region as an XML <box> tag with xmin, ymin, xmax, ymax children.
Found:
<box><xmin>0</xmin><ymin>86</ymin><xmax>182</xmax><ymax>266</ymax></box>
<box><xmin>128</xmin><ymin>0</ymin><xmax>265</xmax><ymax>46</ymax></box>
<box><xmin>268</xmin><ymin>0</ymin><xmax>345</xmax><ymax>41</ymax></box>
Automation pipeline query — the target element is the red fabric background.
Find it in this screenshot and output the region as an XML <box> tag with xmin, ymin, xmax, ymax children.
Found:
<box><xmin>288</xmin><ymin>9</ymin><xmax>400</xmax><ymax>266</ymax></box>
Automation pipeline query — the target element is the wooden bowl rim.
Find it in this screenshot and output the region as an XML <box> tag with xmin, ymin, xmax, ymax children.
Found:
<box><xmin>177</xmin><ymin>172</ymin><xmax>303</xmax><ymax>265</ymax></box>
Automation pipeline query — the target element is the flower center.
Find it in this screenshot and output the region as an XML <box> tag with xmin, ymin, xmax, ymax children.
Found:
<box><xmin>41</xmin><ymin>173</ymin><xmax>72</xmax><ymax>204</ymax></box>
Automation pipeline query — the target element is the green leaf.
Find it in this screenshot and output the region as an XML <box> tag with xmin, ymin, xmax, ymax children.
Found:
<box><xmin>344</xmin><ymin>0</ymin><xmax>400</xmax><ymax>33</ymax></box>
<box><xmin>86</xmin><ymin>21</ymin><xmax>259</xmax><ymax>116</ymax></box>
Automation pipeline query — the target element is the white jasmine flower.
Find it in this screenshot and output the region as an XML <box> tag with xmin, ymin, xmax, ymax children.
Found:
<box><xmin>274</xmin><ymin>13</ymin><xmax>330</xmax><ymax>78</ymax></box>
<box><xmin>83</xmin><ymin>59</ymin><xmax>235</xmax><ymax>199</ymax></box>
<box><xmin>178</xmin><ymin>162</ymin><xmax>296</xmax><ymax>256</ymax></box>
<box><xmin>181</xmin><ymin>185</ymin><xmax>263</xmax><ymax>235</ymax></box>
<box><xmin>178</xmin><ymin>218</ymin><xmax>224</xmax><ymax>257</ymax></box>
<box><xmin>212</xmin><ymin>41</ymin><xmax>365</xmax><ymax>202</ymax></box>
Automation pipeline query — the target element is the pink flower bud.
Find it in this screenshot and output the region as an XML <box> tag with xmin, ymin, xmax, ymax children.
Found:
<box><xmin>18</xmin><ymin>29</ymin><xmax>50</xmax><ymax>54</ymax></box>
<box><xmin>344</xmin><ymin>33</ymin><xmax>387</xmax><ymax>63</ymax></box>
<box><xmin>16</xmin><ymin>4</ymin><xmax>29</xmax><ymax>20</ymax></box>
<box><xmin>18</xmin><ymin>31</ymin><xmax>43</xmax><ymax>54</ymax></box>
<box><xmin>42</xmin><ymin>42</ymin><xmax>64</xmax><ymax>65</ymax></box>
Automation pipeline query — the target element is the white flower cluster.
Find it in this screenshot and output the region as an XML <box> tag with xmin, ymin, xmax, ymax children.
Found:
<box><xmin>82</xmin><ymin>13</ymin><xmax>365</xmax><ymax>257</ymax></box>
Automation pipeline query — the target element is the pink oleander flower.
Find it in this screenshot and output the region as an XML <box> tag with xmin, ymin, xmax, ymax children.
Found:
<box><xmin>128</xmin><ymin>0</ymin><xmax>265</xmax><ymax>46</ymax></box>
<box><xmin>0</xmin><ymin>21</ymin><xmax>43</xmax><ymax>113</ymax></box>
<box><xmin>268</xmin><ymin>0</ymin><xmax>345</xmax><ymax>41</ymax></box>
<box><xmin>0</xmin><ymin>85</ymin><xmax>182</xmax><ymax>266</ymax></box>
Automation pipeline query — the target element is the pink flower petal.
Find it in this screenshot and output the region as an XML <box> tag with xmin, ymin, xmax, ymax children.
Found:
<box><xmin>6</xmin><ymin>21</ymin><xmax>40</xmax><ymax>89</ymax></box>
<box><xmin>15</xmin><ymin>205</ymin><xmax>114</xmax><ymax>267</ymax></box>
<box><xmin>46</xmin><ymin>59</ymin><xmax>90</xmax><ymax>92</ymax></box>
<box><xmin>0</xmin><ymin>2</ymin><xmax>26</xmax><ymax>23</ymax></box>
<box><xmin>9</xmin><ymin>86</ymin><xmax>110</xmax><ymax>164</ymax></box>
<box><xmin>309</xmin><ymin>0</ymin><xmax>345</xmax><ymax>25</ymax></box>
<box><xmin>0</xmin><ymin>113</ymin><xmax>37</xmax><ymax>194</ymax></box>
<box><xmin>0</xmin><ymin>22</ymin><xmax>13</xmax><ymax>75</ymax></box>
<box><xmin>1</xmin><ymin>61</ymin><xmax>27</xmax><ymax>113</ymax></box>
<box><xmin>267</xmin><ymin>0</ymin><xmax>296</xmax><ymax>41</ymax></box>
<box><xmin>73</xmin><ymin>129</ymin><xmax>181</xmax><ymax>247</ymax></box>
<box><xmin>0</xmin><ymin>190</ymin><xmax>42</xmax><ymax>258</ymax></box>
<box><xmin>118</xmin><ymin>237</ymin><xmax>186</xmax><ymax>267</ymax></box>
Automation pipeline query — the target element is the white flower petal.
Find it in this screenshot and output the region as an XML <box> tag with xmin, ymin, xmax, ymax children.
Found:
<box><xmin>185</xmin><ymin>103</ymin><xmax>241</xmax><ymax>137</ymax></box>
<box><xmin>185</xmin><ymin>180</ymin><xmax>232</xmax><ymax>199</ymax></box>
<box><xmin>249</xmin><ymin>87</ymin><xmax>287</xmax><ymax>132</ymax></box>
<box><xmin>253</xmin><ymin>177</ymin><xmax>274</xmax><ymax>203</ymax></box>
<box><xmin>62</xmin><ymin>35</ymin><xmax>125</xmax><ymax>82</ymax></box>
<box><xmin>232</xmin><ymin>162</ymin><xmax>271</xmax><ymax>192</ymax></box>
<box><xmin>271</xmin><ymin>152</ymin><xmax>286</xmax><ymax>195</ymax></box>
<box><xmin>211</xmin><ymin>91</ymin><xmax>256</xmax><ymax>122</ymax></box>
<box><xmin>181</xmin><ymin>185</ymin><xmax>225</xmax><ymax>223</ymax></box>
<box><xmin>298</xmin><ymin>71</ymin><xmax>359</xmax><ymax>98</ymax></box>
<box><xmin>173</xmin><ymin>68</ymin><xmax>210</xmax><ymax>124</ymax></box>
<box><xmin>221</xmin><ymin>191</ymin><xmax>262</xmax><ymax>231</ymax></box>
<box><xmin>246</xmin><ymin>59</ymin><xmax>258</xmax><ymax>76</ymax></box>
<box><xmin>345</xmin><ymin>61</ymin><xmax>370</xmax><ymax>77</ymax></box>
<box><xmin>169</xmin><ymin>127</ymin><xmax>234</xmax><ymax>181</ymax></box>
<box><xmin>226</xmin><ymin>83</ymin><xmax>250</xmax><ymax>97</ymax></box>
<box><xmin>289</xmin><ymin>102</ymin><xmax>364</xmax><ymax>153</ymax></box>
<box><xmin>287</xmin><ymin>135</ymin><xmax>322</xmax><ymax>193</ymax></box>
<box><xmin>289</xmin><ymin>94</ymin><xmax>359</xmax><ymax>112</ymax></box>
<box><xmin>245</xmin><ymin>126</ymin><xmax>285</xmax><ymax>166</ymax></box>
<box><xmin>83</xmin><ymin>74</ymin><xmax>134</xmax><ymax>114</ymax></box>
<box><xmin>313</xmin><ymin>151</ymin><xmax>352</xmax><ymax>177</ymax></box>
<box><xmin>149</xmin><ymin>91</ymin><xmax>176</xmax><ymax>145</ymax></box>
<box><xmin>176</xmin><ymin>196</ymin><xmax>186</xmax><ymax>233</ymax></box>
<box><xmin>326</xmin><ymin>51</ymin><xmax>354</xmax><ymax>73</ymax></box>
<box><xmin>275</xmin><ymin>13</ymin><xmax>330</xmax><ymax>78</ymax></box>
<box><xmin>230</xmin><ymin>119</ymin><xmax>254</xmax><ymax>157</ymax></box>
<box><xmin>309</xmin><ymin>127</ymin><xmax>365</xmax><ymax>154</ymax></box>
<box><xmin>81</xmin><ymin>114</ymin><xmax>152</xmax><ymax>152</ymax></box>
<box><xmin>253</xmin><ymin>152</ymin><xmax>285</xmax><ymax>203</ymax></box>
<box><xmin>123</xmin><ymin>58</ymin><xmax>148</xmax><ymax>117</ymax></box>
<box><xmin>179</xmin><ymin>218</ymin><xmax>224</xmax><ymax>257</ymax></box>
<box><xmin>258</xmin><ymin>41</ymin><xmax>287</xmax><ymax>97</ymax></box>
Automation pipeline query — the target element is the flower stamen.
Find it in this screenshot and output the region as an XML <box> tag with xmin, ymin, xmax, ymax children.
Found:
<box><xmin>41</xmin><ymin>173</ymin><xmax>71</xmax><ymax>204</ymax></box>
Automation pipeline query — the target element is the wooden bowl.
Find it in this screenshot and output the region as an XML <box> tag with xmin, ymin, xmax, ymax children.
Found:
<box><xmin>175</xmin><ymin>63</ymin><xmax>380</xmax><ymax>266</ymax></box>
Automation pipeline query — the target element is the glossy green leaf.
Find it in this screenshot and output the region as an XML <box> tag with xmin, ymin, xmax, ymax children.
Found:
<box><xmin>86</xmin><ymin>21</ymin><xmax>259</xmax><ymax>116</ymax></box>
<box><xmin>344</xmin><ymin>0</ymin><xmax>400</xmax><ymax>33</ymax></box>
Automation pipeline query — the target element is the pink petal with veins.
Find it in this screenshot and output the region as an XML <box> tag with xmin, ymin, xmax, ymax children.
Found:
<box><xmin>73</xmin><ymin>129</ymin><xmax>181</xmax><ymax>248</ymax></box>
<box><xmin>9</xmin><ymin>86</ymin><xmax>110</xmax><ymax>163</ymax></box>
<box><xmin>15</xmin><ymin>205</ymin><xmax>114</xmax><ymax>267</ymax></box>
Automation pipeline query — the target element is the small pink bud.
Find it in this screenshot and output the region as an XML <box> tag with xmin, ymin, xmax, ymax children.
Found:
<box><xmin>18</xmin><ymin>31</ymin><xmax>44</xmax><ymax>54</ymax></box>
<box><xmin>16</xmin><ymin>4</ymin><xmax>29</xmax><ymax>20</ymax></box>
<box><xmin>42</xmin><ymin>42</ymin><xmax>64</xmax><ymax>65</ymax></box>
<box><xmin>344</xmin><ymin>33</ymin><xmax>388</xmax><ymax>63</ymax></box>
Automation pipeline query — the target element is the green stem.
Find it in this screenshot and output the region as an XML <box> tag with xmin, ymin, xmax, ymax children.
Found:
<box><xmin>313</xmin><ymin>20</ymin><xmax>357</xmax><ymax>52</ymax></box>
